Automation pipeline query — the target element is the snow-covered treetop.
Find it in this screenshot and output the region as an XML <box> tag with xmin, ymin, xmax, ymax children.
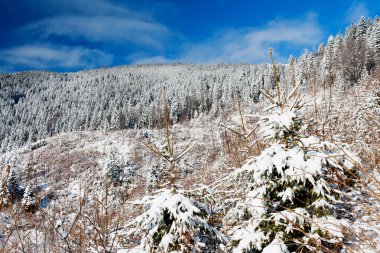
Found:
<box><xmin>257</xmin><ymin>62</ymin><xmax>305</xmax><ymax>145</ymax></box>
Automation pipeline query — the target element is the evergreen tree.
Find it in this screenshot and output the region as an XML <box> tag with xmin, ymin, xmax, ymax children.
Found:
<box><xmin>223</xmin><ymin>55</ymin><xmax>357</xmax><ymax>252</ymax></box>
<box><xmin>369</xmin><ymin>20</ymin><xmax>380</xmax><ymax>69</ymax></box>
<box><xmin>106</xmin><ymin>153</ymin><xmax>123</xmax><ymax>186</ymax></box>
<box><xmin>0</xmin><ymin>167</ymin><xmax>10</xmax><ymax>207</ymax></box>
<box><xmin>21</xmin><ymin>185</ymin><xmax>36</xmax><ymax>211</ymax></box>
<box><xmin>122</xmin><ymin>160</ymin><xmax>136</xmax><ymax>190</ymax></box>
<box><xmin>146</xmin><ymin>164</ymin><xmax>162</xmax><ymax>191</ymax></box>
<box><xmin>6</xmin><ymin>167</ymin><xmax>23</xmax><ymax>202</ymax></box>
<box><xmin>356</xmin><ymin>16</ymin><xmax>368</xmax><ymax>36</ymax></box>
<box><xmin>323</xmin><ymin>35</ymin><xmax>336</xmax><ymax>86</ymax></box>
<box><xmin>126</xmin><ymin>92</ymin><xmax>225</xmax><ymax>252</ymax></box>
<box><xmin>127</xmin><ymin>188</ymin><xmax>226</xmax><ymax>252</ymax></box>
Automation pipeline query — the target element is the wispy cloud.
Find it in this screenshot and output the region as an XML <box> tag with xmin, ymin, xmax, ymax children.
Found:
<box><xmin>192</xmin><ymin>14</ymin><xmax>321</xmax><ymax>63</ymax></box>
<box><xmin>345</xmin><ymin>2</ymin><xmax>369</xmax><ymax>24</ymax></box>
<box><xmin>1</xmin><ymin>1</ymin><xmax>325</xmax><ymax>70</ymax></box>
<box><xmin>25</xmin><ymin>15</ymin><xmax>170</xmax><ymax>49</ymax></box>
<box><xmin>0</xmin><ymin>44</ymin><xmax>113</xmax><ymax>71</ymax></box>
<box><xmin>0</xmin><ymin>0</ymin><xmax>173</xmax><ymax>71</ymax></box>
<box><xmin>144</xmin><ymin>13</ymin><xmax>322</xmax><ymax>64</ymax></box>
<box><xmin>21</xmin><ymin>0</ymin><xmax>151</xmax><ymax>19</ymax></box>
<box><xmin>23</xmin><ymin>0</ymin><xmax>171</xmax><ymax>49</ymax></box>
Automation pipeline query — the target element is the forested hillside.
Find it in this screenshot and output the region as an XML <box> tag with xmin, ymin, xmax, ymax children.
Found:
<box><xmin>1</xmin><ymin>16</ymin><xmax>380</xmax><ymax>151</ymax></box>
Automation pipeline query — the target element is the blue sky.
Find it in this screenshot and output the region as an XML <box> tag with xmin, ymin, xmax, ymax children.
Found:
<box><xmin>0</xmin><ymin>0</ymin><xmax>379</xmax><ymax>72</ymax></box>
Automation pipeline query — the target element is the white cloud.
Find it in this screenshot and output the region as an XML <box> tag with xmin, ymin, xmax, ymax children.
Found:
<box><xmin>345</xmin><ymin>2</ymin><xmax>369</xmax><ymax>24</ymax></box>
<box><xmin>1</xmin><ymin>0</ymin><xmax>173</xmax><ymax>70</ymax></box>
<box><xmin>23</xmin><ymin>0</ymin><xmax>151</xmax><ymax>19</ymax></box>
<box><xmin>23</xmin><ymin>0</ymin><xmax>171</xmax><ymax>49</ymax></box>
<box><xmin>0</xmin><ymin>44</ymin><xmax>113</xmax><ymax>70</ymax></box>
<box><xmin>179</xmin><ymin>13</ymin><xmax>322</xmax><ymax>64</ymax></box>
<box><xmin>25</xmin><ymin>15</ymin><xmax>169</xmax><ymax>49</ymax></box>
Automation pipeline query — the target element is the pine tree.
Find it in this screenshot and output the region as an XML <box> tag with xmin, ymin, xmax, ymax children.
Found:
<box><xmin>369</xmin><ymin>20</ymin><xmax>380</xmax><ymax>69</ymax></box>
<box><xmin>323</xmin><ymin>35</ymin><xmax>336</xmax><ymax>87</ymax></box>
<box><xmin>21</xmin><ymin>185</ymin><xmax>36</xmax><ymax>211</ymax></box>
<box><xmin>224</xmin><ymin>51</ymin><xmax>357</xmax><ymax>252</ymax></box>
<box><xmin>6</xmin><ymin>167</ymin><xmax>23</xmax><ymax>202</ymax></box>
<box><xmin>127</xmin><ymin>187</ymin><xmax>227</xmax><ymax>252</ymax></box>
<box><xmin>106</xmin><ymin>153</ymin><xmax>123</xmax><ymax>186</ymax></box>
<box><xmin>126</xmin><ymin>90</ymin><xmax>225</xmax><ymax>252</ymax></box>
<box><xmin>146</xmin><ymin>163</ymin><xmax>162</xmax><ymax>191</ymax></box>
<box><xmin>356</xmin><ymin>16</ymin><xmax>368</xmax><ymax>36</ymax></box>
<box><xmin>0</xmin><ymin>166</ymin><xmax>10</xmax><ymax>207</ymax></box>
<box><xmin>123</xmin><ymin>161</ymin><xmax>136</xmax><ymax>190</ymax></box>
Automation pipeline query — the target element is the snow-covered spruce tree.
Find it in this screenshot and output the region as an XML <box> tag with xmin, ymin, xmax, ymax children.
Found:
<box><xmin>21</xmin><ymin>184</ymin><xmax>36</xmax><ymax>211</ymax></box>
<box><xmin>0</xmin><ymin>165</ymin><xmax>25</xmax><ymax>208</ymax></box>
<box><xmin>106</xmin><ymin>151</ymin><xmax>137</xmax><ymax>191</ymax></box>
<box><xmin>224</xmin><ymin>49</ymin><xmax>357</xmax><ymax>252</ymax></box>
<box><xmin>0</xmin><ymin>188</ymin><xmax>8</xmax><ymax>208</ymax></box>
<box><xmin>0</xmin><ymin>165</ymin><xmax>11</xmax><ymax>208</ymax></box>
<box><xmin>146</xmin><ymin>163</ymin><xmax>163</xmax><ymax>191</ymax></box>
<box><xmin>145</xmin><ymin>139</ymin><xmax>170</xmax><ymax>192</ymax></box>
<box><xmin>369</xmin><ymin>19</ymin><xmax>380</xmax><ymax>70</ymax></box>
<box><xmin>6</xmin><ymin>166</ymin><xmax>23</xmax><ymax>203</ymax></box>
<box><xmin>126</xmin><ymin>90</ymin><xmax>226</xmax><ymax>252</ymax></box>
<box><xmin>123</xmin><ymin>160</ymin><xmax>136</xmax><ymax>189</ymax></box>
<box><xmin>106</xmin><ymin>152</ymin><xmax>123</xmax><ymax>186</ymax></box>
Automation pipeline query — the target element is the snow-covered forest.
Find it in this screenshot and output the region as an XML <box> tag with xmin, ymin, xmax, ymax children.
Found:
<box><xmin>1</xmin><ymin>16</ymin><xmax>380</xmax><ymax>151</ymax></box>
<box><xmin>0</xmin><ymin>16</ymin><xmax>379</xmax><ymax>253</ymax></box>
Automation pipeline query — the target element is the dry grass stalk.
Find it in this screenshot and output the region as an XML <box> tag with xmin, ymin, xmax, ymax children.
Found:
<box><xmin>269</xmin><ymin>48</ymin><xmax>282</xmax><ymax>109</ymax></box>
